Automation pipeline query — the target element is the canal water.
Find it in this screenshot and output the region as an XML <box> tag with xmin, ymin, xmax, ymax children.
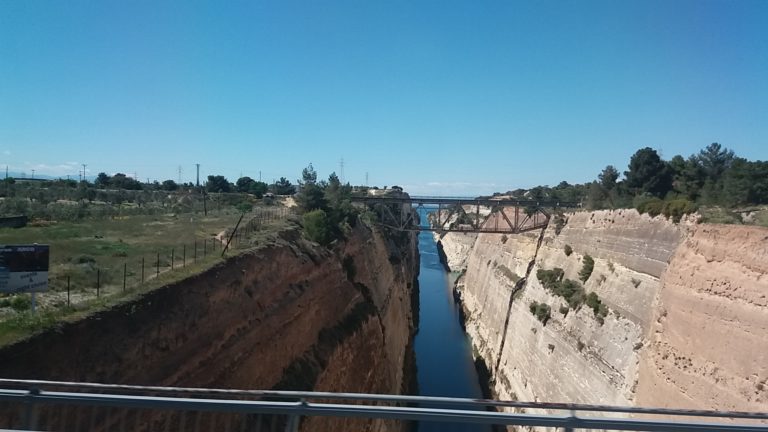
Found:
<box><xmin>413</xmin><ymin>209</ymin><xmax>491</xmax><ymax>432</ymax></box>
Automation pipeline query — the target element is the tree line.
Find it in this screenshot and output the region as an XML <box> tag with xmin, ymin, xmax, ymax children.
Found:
<box><xmin>488</xmin><ymin>143</ymin><xmax>767</xmax><ymax>218</ymax></box>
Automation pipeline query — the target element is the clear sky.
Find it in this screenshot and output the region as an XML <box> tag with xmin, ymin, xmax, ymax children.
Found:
<box><xmin>1</xmin><ymin>0</ymin><xmax>766</xmax><ymax>195</ymax></box>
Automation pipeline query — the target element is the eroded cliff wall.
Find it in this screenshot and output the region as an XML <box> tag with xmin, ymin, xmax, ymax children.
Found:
<box><xmin>637</xmin><ymin>224</ymin><xmax>768</xmax><ymax>411</ymax></box>
<box><xmin>0</xmin><ymin>222</ymin><xmax>418</xmax><ymax>427</ymax></box>
<box><xmin>452</xmin><ymin>209</ymin><xmax>768</xmax><ymax>412</ymax></box>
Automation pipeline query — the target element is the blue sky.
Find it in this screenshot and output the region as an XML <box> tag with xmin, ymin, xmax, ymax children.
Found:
<box><xmin>1</xmin><ymin>0</ymin><xmax>766</xmax><ymax>195</ymax></box>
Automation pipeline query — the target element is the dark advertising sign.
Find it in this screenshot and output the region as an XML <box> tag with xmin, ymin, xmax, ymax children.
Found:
<box><xmin>0</xmin><ymin>245</ymin><xmax>50</xmax><ymax>293</ymax></box>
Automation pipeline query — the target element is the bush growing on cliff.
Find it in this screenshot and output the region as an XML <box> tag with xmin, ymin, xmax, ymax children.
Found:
<box><xmin>529</xmin><ymin>301</ymin><xmax>551</xmax><ymax>325</ymax></box>
<box><xmin>537</xmin><ymin>267</ymin><xmax>587</xmax><ymax>309</ymax></box>
<box><xmin>302</xmin><ymin>209</ymin><xmax>332</xmax><ymax>245</ymax></box>
<box><xmin>579</xmin><ymin>255</ymin><xmax>594</xmax><ymax>282</ymax></box>
<box><xmin>586</xmin><ymin>292</ymin><xmax>609</xmax><ymax>324</ymax></box>
<box><xmin>553</xmin><ymin>213</ymin><xmax>566</xmax><ymax>235</ymax></box>
<box><xmin>564</xmin><ymin>244</ymin><xmax>573</xmax><ymax>256</ymax></box>
<box><xmin>536</xmin><ymin>268</ymin><xmax>564</xmax><ymax>290</ymax></box>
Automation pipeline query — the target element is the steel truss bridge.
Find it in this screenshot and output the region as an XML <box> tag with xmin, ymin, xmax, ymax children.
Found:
<box><xmin>0</xmin><ymin>379</ymin><xmax>766</xmax><ymax>431</ymax></box>
<box><xmin>351</xmin><ymin>196</ymin><xmax>582</xmax><ymax>234</ymax></box>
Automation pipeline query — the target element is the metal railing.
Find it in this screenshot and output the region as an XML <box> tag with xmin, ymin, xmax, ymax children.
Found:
<box><xmin>0</xmin><ymin>379</ymin><xmax>766</xmax><ymax>431</ymax></box>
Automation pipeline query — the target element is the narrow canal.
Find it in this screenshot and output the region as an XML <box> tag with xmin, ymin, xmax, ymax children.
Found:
<box><xmin>413</xmin><ymin>208</ymin><xmax>491</xmax><ymax>432</ymax></box>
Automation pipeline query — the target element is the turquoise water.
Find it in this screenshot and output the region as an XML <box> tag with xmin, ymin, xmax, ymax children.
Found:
<box><xmin>413</xmin><ymin>209</ymin><xmax>491</xmax><ymax>431</ymax></box>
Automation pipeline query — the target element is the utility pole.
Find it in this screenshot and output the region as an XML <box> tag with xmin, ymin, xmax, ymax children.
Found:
<box><xmin>196</xmin><ymin>164</ymin><xmax>200</xmax><ymax>187</ymax></box>
<box><xmin>259</xmin><ymin>171</ymin><xmax>262</xmax><ymax>182</ymax></box>
<box><xmin>81</xmin><ymin>164</ymin><xmax>87</xmax><ymax>182</ymax></box>
<box><xmin>339</xmin><ymin>158</ymin><xmax>345</xmax><ymax>184</ymax></box>
<box><xmin>31</xmin><ymin>169</ymin><xmax>35</xmax><ymax>179</ymax></box>
<box><xmin>5</xmin><ymin>165</ymin><xmax>8</xmax><ymax>179</ymax></box>
<box><xmin>365</xmin><ymin>172</ymin><xmax>369</xmax><ymax>187</ymax></box>
<box><xmin>178</xmin><ymin>166</ymin><xmax>182</xmax><ymax>183</ymax></box>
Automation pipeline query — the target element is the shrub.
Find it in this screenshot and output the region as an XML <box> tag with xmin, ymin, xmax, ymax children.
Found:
<box><xmin>537</xmin><ymin>267</ymin><xmax>586</xmax><ymax>309</ymax></box>
<box><xmin>553</xmin><ymin>213</ymin><xmax>566</xmax><ymax>235</ymax></box>
<box><xmin>529</xmin><ymin>301</ymin><xmax>551</xmax><ymax>325</ymax></box>
<box><xmin>302</xmin><ymin>209</ymin><xmax>332</xmax><ymax>245</ymax></box>
<box><xmin>501</xmin><ymin>234</ymin><xmax>508</xmax><ymax>244</ymax></box>
<box><xmin>579</xmin><ymin>255</ymin><xmax>594</xmax><ymax>282</ymax></box>
<box><xmin>564</xmin><ymin>244</ymin><xmax>573</xmax><ymax>256</ymax></box>
<box><xmin>662</xmin><ymin>199</ymin><xmax>697</xmax><ymax>223</ymax></box>
<box><xmin>635</xmin><ymin>196</ymin><xmax>664</xmax><ymax>217</ymax></box>
<box><xmin>577</xmin><ymin>340</ymin><xmax>585</xmax><ymax>351</ymax></box>
<box><xmin>558</xmin><ymin>305</ymin><xmax>569</xmax><ymax>316</ymax></box>
<box><xmin>536</xmin><ymin>268</ymin><xmax>564</xmax><ymax>290</ymax></box>
<box><xmin>631</xmin><ymin>278</ymin><xmax>641</xmax><ymax>288</ymax></box>
<box><xmin>586</xmin><ymin>292</ymin><xmax>609</xmax><ymax>324</ymax></box>
<box><xmin>10</xmin><ymin>295</ymin><xmax>31</xmax><ymax>312</ymax></box>
<box><xmin>559</xmin><ymin>279</ymin><xmax>586</xmax><ymax>308</ymax></box>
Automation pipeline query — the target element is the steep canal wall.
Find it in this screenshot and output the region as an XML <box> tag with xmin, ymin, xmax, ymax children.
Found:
<box><xmin>0</xmin><ymin>220</ymin><xmax>419</xmax><ymax>431</ymax></box>
<box><xmin>444</xmin><ymin>209</ymin><xmax>768</xmax><ymax>412</ymax></box>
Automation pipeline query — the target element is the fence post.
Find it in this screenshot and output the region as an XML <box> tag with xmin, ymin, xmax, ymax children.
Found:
<box><xmin>156</xmin><ymin>252</ymin><xmax>160</xmax><ymax>278</ymax></box>
<box><xmin>204</xmin><ymin>238</ymin><xmax>207</xmax><ymax>256</ymax></box>
<box><xmin>183</xmin><ymin>244</ymin><xmax>186</xmax><ymax>268</ymax></box>
<box><xmin>194</xmin><ymin>240</ymin><xmax>197</xmax><ymax>262</ymax></box>
<box><xmin>141</xmin><ymin>257</ymin><xmax>145</xmax><ymax>282</ymax></box>
<box><xmin>171</xmin><ymin>248</ymin><xmax>175</xmax><ymax>270</ymax></box>
<box><xmin>123</xmin><ymin>262</ymin><xmax>127</xmax><ymax>292</ymax></box>
<box><xmin>67</xmin><ymin>276</ymin><xmax>70</xmax><ymax>307</ymax></box>
<box><xmin>96</xmin><ymin>269</ymin><xmax>100</xmax><ymax>298</ymax></box>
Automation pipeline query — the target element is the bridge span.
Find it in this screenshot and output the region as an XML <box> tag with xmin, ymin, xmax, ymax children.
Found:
<box><xmin>350</xmin><ymin>196</ymin><xmax>582</xmax><ymax>234</ymax></box>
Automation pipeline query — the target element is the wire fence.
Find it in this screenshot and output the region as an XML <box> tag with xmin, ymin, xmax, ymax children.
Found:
<box><xmin>0</xmin><ymin>207</ymin><xmax>294</xmax><ymax>324</ymax></box>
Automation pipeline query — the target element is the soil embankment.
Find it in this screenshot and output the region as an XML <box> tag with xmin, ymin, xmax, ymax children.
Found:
<box><xmin>0</xmin><ymin>221</ymin><xmax>419</xmax><ymax>431</ymax></box>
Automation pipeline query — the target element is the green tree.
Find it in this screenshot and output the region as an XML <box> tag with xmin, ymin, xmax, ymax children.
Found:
<box><xmin>698</xmin><ymin>143</ymin><xmax>735</xmax><ymax>181</ymax></box>
<box><xmin>586</xmin><ymin>181</ymin><xmax>608</xmax><ymax>210</ymax></box>
<box><xmin>598</xmin><ymin>165</ymin><xmax>619</xmax><ymax>190</ymax></box>
<box><xmin>249</xmin><ymin>181</ymin><xmax>269</xmax><ymax>198</ymax></box>
<box><xmin>670</xmin><ymin>155</ymin><xmax>705</xmax><ymax>200</ymax></box>
<box><xmin>206</xmin><ymin>175</ymin><xmax>231</xmax><ymax>193</ymax></box>
<box><xmin>300</xmin><ymin>163</ymin><xmax>317</xmax><ymax>185</ymax></box>
<box><xmin>624</xmin><ymin>147</ymin><xmax>673</xmax><ymax>198</ymax></box>
<box><xmin>722</xmin><ymin>159</ymin><xmax>768</xmax><ymax>206</ymax></box>
<box><xmin>161</xmin><ymin>179</ymin><xmax>178</xmax><ymax>191</ymax></box>
<box><xmin>95</xmin><ymin>172</ymin><xmax>110</xmax><ymax>188</ymax></box>
<box><xmin>272</xmin><ymin>177</ymin><xmax>296</xmax><ymax>195</ymax></box>
<box><xmin>235</xmin><ymin>176</ymin><xmax>256</xmax><ymax>193</ymax></box>
<box><xmin>296</xmin><ymin>183</ymin><xmax>327</xmax><ymax>213</ymax></box>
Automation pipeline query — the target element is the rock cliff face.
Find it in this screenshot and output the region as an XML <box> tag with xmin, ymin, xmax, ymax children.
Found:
<box><xmin>0</xmin><ymin>221</ymin><xmax>418</xmax><ymax>430</ymax></box>
<box><xmin>637</xmin><ymin>224</ymin><xmax>768</xmax><ymax>411</ymax></box>
<box><xmin>450</xmin><ymin>209</ymin><xmax>768</xmax><ymax>412</ymax></box>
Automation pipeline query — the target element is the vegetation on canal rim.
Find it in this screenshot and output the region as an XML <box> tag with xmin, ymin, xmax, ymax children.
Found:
<box><xmin>0</xmin><ymin>208</ymin><xmax>295</xmax><ymax>347</ymax></box>
<box><xmin>479</xmin><ymin>143</ymin><xmax>768</xmax><ymax>226</ymax></box>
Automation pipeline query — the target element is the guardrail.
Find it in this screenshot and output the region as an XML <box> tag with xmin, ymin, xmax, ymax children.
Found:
<box><xmin>0</xmin><ymin>379</ymin><xmax>766</xmax><ymax>431</ymax></box>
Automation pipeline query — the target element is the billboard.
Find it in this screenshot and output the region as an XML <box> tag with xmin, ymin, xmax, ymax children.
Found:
<box><xmin>0</xmin><ymin>245</ymin><xmax>49</xmax><ymax>293</ymax></box>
